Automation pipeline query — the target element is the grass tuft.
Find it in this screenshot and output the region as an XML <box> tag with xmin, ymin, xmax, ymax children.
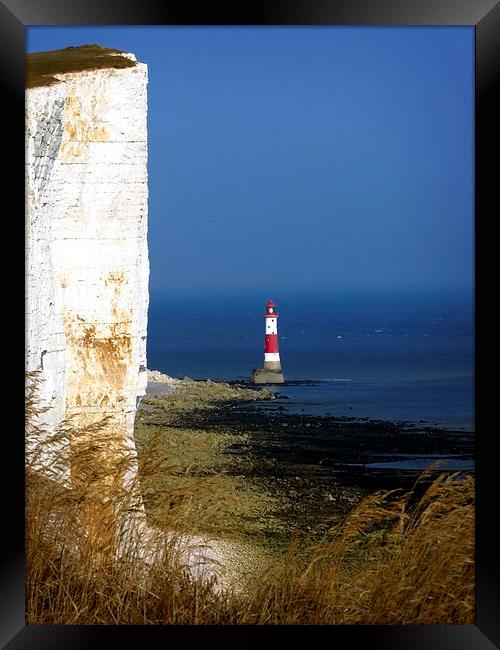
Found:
<box><xmin>26</xmin><ymin>44</ymin><xmax>137</xmax><ymax>89</ymax></box>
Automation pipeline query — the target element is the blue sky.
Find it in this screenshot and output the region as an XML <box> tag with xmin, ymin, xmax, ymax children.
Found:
<box><xmin>27</xmin><ymin>27</ymin><xmax>474</xmax><ymax>299</ymax></box>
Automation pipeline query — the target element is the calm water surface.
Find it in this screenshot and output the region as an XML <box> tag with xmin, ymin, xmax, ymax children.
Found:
<box><xmin>147</xmin><ymin>291</ymin><xmax>474</xmax><ymax>432</ymax></box>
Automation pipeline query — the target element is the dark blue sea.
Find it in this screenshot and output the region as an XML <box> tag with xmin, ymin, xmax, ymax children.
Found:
<box><xmin>147</xmin><ymin>291</ymin><xmax>474</xmax><ymax>433</ymax></box>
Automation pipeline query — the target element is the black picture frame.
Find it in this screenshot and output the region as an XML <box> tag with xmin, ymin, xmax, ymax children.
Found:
<box><xmin>5</xmin><ymin>0</ymin><xmax>499</xmax><ymax>647</ymax></box>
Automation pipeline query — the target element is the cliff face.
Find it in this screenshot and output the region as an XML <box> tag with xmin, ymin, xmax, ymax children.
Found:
<box><xmin>26</xmin><ymin>50</ymin><xmax>149</xmax><ymax>482</ymax></box>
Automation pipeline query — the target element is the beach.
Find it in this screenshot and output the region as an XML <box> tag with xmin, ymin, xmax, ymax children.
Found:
<box><xmin>136</xmin><ymin>371</ymin><xmax>474</xmax><ymax>545</ymax></box>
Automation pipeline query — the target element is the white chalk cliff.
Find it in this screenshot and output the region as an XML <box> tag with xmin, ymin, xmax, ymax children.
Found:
<box><xmin>25</xmin><ymin>48</ymin><xmax>149</xmax><ymax>482</ymax></box>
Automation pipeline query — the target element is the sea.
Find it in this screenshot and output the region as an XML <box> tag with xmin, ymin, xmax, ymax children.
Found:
<box><xmin>147</xmin><ymin>290</ymin><xmax>474</xmax><ymax>433</ymax></box>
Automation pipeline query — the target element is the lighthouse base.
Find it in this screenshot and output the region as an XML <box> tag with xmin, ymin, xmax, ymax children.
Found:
<box><xmin>252</xmin><ymin>368</ymin><xmax>285</xmax><ymax>384</ymax></box>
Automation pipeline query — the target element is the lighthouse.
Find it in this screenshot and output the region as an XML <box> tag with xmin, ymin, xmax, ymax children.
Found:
<box><xmin>252</xmin><ymin>299</ymin><xmax>285</xmax><ymax>384</ymax></box>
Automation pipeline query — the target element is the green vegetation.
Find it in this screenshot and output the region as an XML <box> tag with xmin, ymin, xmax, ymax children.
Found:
<box><xmin>26</xmin><ymin>44</ymin><xmax>137</xmax><ymax>89</ymax></box>
<box><xmin>26</xmin><ymin>375</ymin><xmax>474</xmax><ymax>624</ymax></box>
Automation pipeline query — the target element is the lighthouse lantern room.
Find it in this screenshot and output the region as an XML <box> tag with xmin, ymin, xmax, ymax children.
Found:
<box><xmin>252</xmin><ymin>299</ymin><xmax>285</xmax><ymax>384</ymax></box>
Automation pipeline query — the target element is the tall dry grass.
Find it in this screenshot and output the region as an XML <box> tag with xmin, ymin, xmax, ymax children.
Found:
<box><xmin>26</xmin><ymin>374</ymin><xmax>474</xmax><ymax>624</ymax></box>
<box><xmin>239</xmin><ymin>471</ymin><xmax>474</xmax><ymax>624</ymax></box>
<box><xmin>26</xmin><ymin>373</ymin><xmax>239</xmax><ymax>624</ymax></box>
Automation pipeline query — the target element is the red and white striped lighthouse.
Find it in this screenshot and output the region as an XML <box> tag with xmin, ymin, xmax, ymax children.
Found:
<box><xmin>252</xmin><ymin>299</ymin><xmax>285</xmax><ymax>384</ymax></box>
<box><xmin>263</xmin><ymin>299</ymin><xmax>282</xmax><ymax>372</ymax></box>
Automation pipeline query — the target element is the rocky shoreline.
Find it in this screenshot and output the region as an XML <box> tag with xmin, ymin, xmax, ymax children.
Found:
<box><xmin>136</xmin><ymin>372</ymin><xmax>474</xmax><ymax>546</ymax></box>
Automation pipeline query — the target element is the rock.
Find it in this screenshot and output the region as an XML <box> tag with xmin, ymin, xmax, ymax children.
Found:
<box><xmin>147</xmin><ymin>369</ymin><xmax>181</xmax><ymax>386</ymax></box>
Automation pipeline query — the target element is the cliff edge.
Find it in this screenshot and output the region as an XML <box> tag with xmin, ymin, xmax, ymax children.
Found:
<box><xmin>25</xmin><ymin>45</ymin><xmax>149</xmax><ymax>492</ymax></box>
